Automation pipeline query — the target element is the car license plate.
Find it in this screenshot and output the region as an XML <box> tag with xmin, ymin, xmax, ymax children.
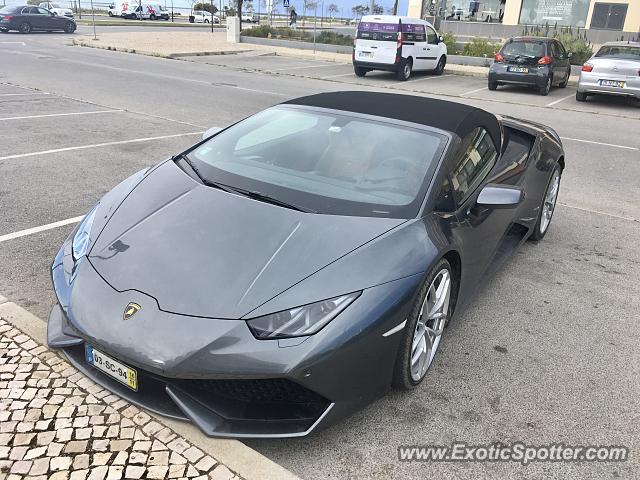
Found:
<box><xmin>599</xmin><ymin>79</ymin><xmax>624</xmax><ymax>88</ymax></box>
<box><xmin>359</xmin><ymin>51</ymin><xmax>373</xmax><ymax>59</ymax></box>
<box><xmin>508</xmin><ymin>66</ymin><xmax>529</xmax><ymax>73</ymax></box>
<box><xmin>85</xmin><ymin>345</ymin><xmax>137</xmax><ymax>391</ymax></box>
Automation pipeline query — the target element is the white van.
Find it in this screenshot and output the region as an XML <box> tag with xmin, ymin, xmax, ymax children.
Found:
<box><xmin>353</xmin><ymin>15</ymin><xmax>447</xmax><ymax>81</ymax></box>
<box><xmin>121</xmin><ymin>2</ymin><xmax>169</xmax><ymax>19</ymax></box>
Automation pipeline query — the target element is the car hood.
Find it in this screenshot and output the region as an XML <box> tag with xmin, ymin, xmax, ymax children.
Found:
<box><xmin>88</xmin><ymin>160</ymin><xmax>405</xmax><ymax>319</ymax></box>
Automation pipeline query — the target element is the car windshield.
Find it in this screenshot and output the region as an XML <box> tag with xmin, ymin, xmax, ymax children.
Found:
<box><xmin>502</xmin><ymin>40</ymin><xmax>545</xmax><ymax>58</ymax></box>
<box><xmin>595</xmin><ymin>45</ymin><xmax>640</xmax><ymax>60</ymax></box>
<box><xmin>188</xmin><ymin>106</ymin><xmax>448</xmax><ymax>218</ymax></box>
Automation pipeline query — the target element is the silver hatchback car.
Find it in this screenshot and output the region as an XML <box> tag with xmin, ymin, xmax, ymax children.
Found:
<box><xmin>577</xmin><ymin>41</ymin><xmax>640</xmax><ymax>102</ymax></box>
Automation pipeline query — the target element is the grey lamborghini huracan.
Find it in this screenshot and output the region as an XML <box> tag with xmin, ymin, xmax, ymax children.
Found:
<box><xmin>48</xmin><ymin>92</ymin><xmax>565</xmax><ymax>438</ymax></box>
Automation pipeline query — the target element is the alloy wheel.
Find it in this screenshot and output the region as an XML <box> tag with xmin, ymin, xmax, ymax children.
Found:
<box><xmin>540</xmin><ymin>168</ymin><xmax>560</xmax><ymax>234</ymax></box>
<box><xmin>410</xmin><ymin>268</ymin><xmax>451</xmax><ymax>382</ymax></box>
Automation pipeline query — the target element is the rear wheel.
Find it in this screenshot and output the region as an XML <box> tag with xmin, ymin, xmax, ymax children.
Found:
<box><xmin>108</xmin><ymin>11</ymin><xmax>113</xmax><ymax>16</ymax></box>
<box><xmin>488</xmin><ymin>80</ymin><xmax>498</xmax><ymax>90</ymax></box>
<box><xmin>18</xmin><ymin>22</ymin><xmax>32</xmax><ymax>34</ymax></box>
<box><xmin>393</xmin><ymin>258</ymin><xmax>454</xmax><ymax>389</ymax></box>
<box><xmin>397</xmin><ymin>58</ymin><xmax>412</xmax><ymax>81</ymax></box>
<box><xmin>530</xmin><ymin>163</ymin><xmax>561</xmax><ymax>241</ymax></box>
<box><xmin>204</xmin><ymin>18</ymin><xmax>209</xmax><ymax>23</ymax></box>
<box><xmin>353</xmin><ymin>66</ymin><xmax>369</xmax><ymax>77</ymax></box>
<box><xmin>150</xmin><ymin>14</ymin><xmax>156</xmax><ymax>20</ymax></box>
<box><xmin>433</xmin><ymin>56</ymin><xmax>446</xmax><ymax>75</ymax></box>
<box><xmin>539</xmin><ymin>75</ymin><xmax>552</xmax><ymax>96</ymax></box>
<box><xmin>576</xmin><ymin>91</ymin><xmax>588</xmax><ymax>102</ymax></box>
<box><xmin>64</xmin><ymin>22</ymin><xmax>76</xmax><ymax>33</ymax></box>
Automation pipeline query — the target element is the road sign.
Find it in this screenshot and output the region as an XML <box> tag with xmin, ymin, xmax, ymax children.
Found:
<box><xmin>283</xmin><ymin>0</ymin><xmax>290</xmax><ymax>7</ymax></box>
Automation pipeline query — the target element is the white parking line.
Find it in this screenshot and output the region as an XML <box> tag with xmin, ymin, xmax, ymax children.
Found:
<box><xmin>546</xmin><ymin>93</ymin><xmax>576</xmax><ymax>107</ymax></box>
<box><xmin>402</xmin><ymin>74</ymin><xmax>451</xmax><ymax>84</ymax></box>
<box><xmin>270</xmin><ymin>63</ymin><xmax>335</xmax><ymax>72</ymax></box>
<box><xmin>0</xmin><ymin>110</ymin><xmax>124</xmax><ymax>122</ymax></box>
<box><xmin>460</xmin><ymin>86</ymin><xmax>488</xmax><ymax>96</ymax></box>
<box><xmin>321</xmin><ymin>72</ymin><xmax>355</xmax><ymax>79</ymax></box>
<box><xmin>0</xmin><ymin>132</ymin><xmax>202</xmax><ymax>162</ymax></box>
<box><xmin>559</xmin><ymin>137</ymin><xmax>638</xmax><ymax>151</ymax></box>
<box><xmin>0</xmin><ymin>216</ymin><xmax>83</xmax><ymax>244</ymax></box>
<box><xmin>0</xmin><ymin>92</ymin><xmax>50</xmax><ymax>97</ymax></box>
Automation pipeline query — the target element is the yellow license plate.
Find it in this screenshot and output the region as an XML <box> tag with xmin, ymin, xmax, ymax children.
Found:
<box><xmin>85</xmin><ymin>345</ymin><xmax>137</xmax><ymax>391</ymax></box>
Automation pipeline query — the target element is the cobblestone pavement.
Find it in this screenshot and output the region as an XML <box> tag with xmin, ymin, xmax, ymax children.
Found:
<box><xmin>0</xmin><ymin>319</ymin><xmax>241</xmax><ymax>480</ymax></box>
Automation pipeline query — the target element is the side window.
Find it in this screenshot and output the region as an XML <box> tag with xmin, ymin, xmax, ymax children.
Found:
<box><xmin>548</xmin><ymin>42</ymin><xmax>558</xmax><ymax>58</ymax></box>
<box><xmin>555</xmin><ymin>41</ymin><xmax>567</xmax><ymax>59</ymax></box>
<box><xmin>22</xmin><ymin>7</ymin><xmax>35</xmax><ymax>13</ymax></box>
<box><xmin>37</xmin><ymin>7</ymin><xmax>49</xmax><ymax>14</ymax></box>
<box><xmin>426</xmin><ymin>27</ymin><xmax>438</xmax><ymax>45</ymax></box>
<box><xmin>450</xmin><ymin>128</ymin><xmax>498</xmax><ymax>205</ymax></box>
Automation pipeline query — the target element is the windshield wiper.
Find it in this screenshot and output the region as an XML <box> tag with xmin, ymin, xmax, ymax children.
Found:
<box><xmin>173</xmin><ymin>154</ymin><xmax>315</xmax><ymax>213</ymax></box>
<box><xmin>226</xmin><ymin>187</ymin><xmax>317</xmax><ymax>213</ymax></box>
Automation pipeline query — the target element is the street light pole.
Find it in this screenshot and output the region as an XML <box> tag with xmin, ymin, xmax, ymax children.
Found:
<box><xmin>90</xmin><ymin>0</ymin><xmax>96</xmax><ymax>39</ymax></box>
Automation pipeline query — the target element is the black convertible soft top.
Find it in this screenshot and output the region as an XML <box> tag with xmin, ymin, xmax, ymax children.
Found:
<box><xmin>284</xmin><ymin>91</ymin><xmax>501</xmax><ymax>148</ymax></box>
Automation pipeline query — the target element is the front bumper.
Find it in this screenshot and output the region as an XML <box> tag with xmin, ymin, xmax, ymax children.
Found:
<box><xmin>489</xmin><ymin>64</ymin><xmax>550</xmax><ymax>88</ymax></box>
<box><xmin>577</xmin><ymin>71</ymin><xmax>640</xmax><ymax>99</ymax></box>
<box><xmin>49</xmin><ymin>240</ymin><xmax>419</xmax><ymax>438</ymax></box>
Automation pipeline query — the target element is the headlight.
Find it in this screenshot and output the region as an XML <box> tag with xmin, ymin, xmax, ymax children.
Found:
<box><xmin>71</xmin><ymin>205</ymin><xmax>98</xmax><ymax>261</ymax></box>
<box><xmin>246</xmin><ymin>292</ymin><xmax>361</xmax><ymax>340</ymax></box>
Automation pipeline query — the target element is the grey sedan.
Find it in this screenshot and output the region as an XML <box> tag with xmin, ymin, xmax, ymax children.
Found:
<box><xmin>577</xmin><ymin>41</ymin><xmax>640</xmax><ymax>102</ymax></box>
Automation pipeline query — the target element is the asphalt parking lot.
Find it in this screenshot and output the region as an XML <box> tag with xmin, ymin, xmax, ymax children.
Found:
<box><xmin>1</xmin><ymin>32</ymin><xmax>639</xmax><ymax>479</ymax></box>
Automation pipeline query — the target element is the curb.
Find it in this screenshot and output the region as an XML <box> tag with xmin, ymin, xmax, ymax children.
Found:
<box><xmin>0</xmin><ymin>297</ymin><xmax>301</xmax><ymax>480</ymax></box>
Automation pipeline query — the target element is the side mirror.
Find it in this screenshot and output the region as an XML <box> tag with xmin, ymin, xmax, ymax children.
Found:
<box><xmin>438</xmin><ymin>35</ymin><xmax>444</xmax><ymax>43</ymax></box>
<box><xmin>477</xmin><ymin>184</ymin><xmax>524</xmax><ymax>209</ymax></box>
<box><xmin>202</xmin><ymin>126</ymin><xmax>222</xmax><ymax>140</ymax></box>
<box><xmin>567</xmin><ymin>52</ymin><xmax>573</xmax><ymax>58</ymax></box>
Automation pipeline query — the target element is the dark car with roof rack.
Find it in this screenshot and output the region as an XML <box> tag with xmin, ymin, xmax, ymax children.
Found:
<box><xmin>488</xmin><ymin>36</ymin><xmax>572</xmax><ymax>96</ymax></box>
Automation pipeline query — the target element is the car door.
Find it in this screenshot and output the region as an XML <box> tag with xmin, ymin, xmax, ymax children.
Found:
<box><xmin>421</xmin><ymin>25</ymin><xmax>440</xmax><ymax>70</ymax></box>
<box><xmin>444</xmin><ymin>127</ymin><xmax>519</xmax><ymax>293</ymax></box>
<box><xmin>408</xmin><ymin>24</ymin><xmax>429</xmax><ymax>70</ymax></box>
<box><xmin>554</xmin><ymin>40</ymin><xmax>571</xmax><ymax>82</ymax></box>
<box><xmin>37</xmin><ymin>7</ymin><xmax>62</xmax><ymax>29</ymax></box>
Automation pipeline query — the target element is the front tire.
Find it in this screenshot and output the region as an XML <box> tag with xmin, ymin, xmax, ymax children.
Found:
<box><xmin>18</xmin><ymin>22</ymin><xmax>32</xmax><ymax>34</ymax></box>
<box><xmin>530</xmin><ymin>163</ymin><xmax>561</xmax><ymax>242</ymax></box>
<box><xmin>396</xmin><ymin>57</ymin><xmax>412</xmax><ymax>81</ymax></box>
<box><xmin>558</xmin><ymin>68</ymin><xmax>570</xmax><ymax>88</ymax></box>
<box><xmin>108</xmin><ymin>11</ymin><xmax>113</xmax><ymax>16</ymax></box>
<box><xmin>433</xmin><ymin>55</ymin><xmax>446</xmax><ymax>75</ymax></box>
<box><xmin>64</xmin><ymin>22</ymin><xmax>76</xmax><ymax>33</ymax></box>
<box><xmin>393</xmin><ymin>258</ymin><xmax>453</xmax><ymax>389</ymax></box>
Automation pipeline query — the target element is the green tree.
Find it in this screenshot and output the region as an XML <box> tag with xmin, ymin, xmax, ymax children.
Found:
<box><xmin>26</xmin><ymin>0</ymin><xmax>41</xmax><ymax>5</ymax></box>
<box><xmin>193</xmin><ymin>2</ymin><xmax>218</xmax><ymax>13</ymax></box>
<box><xmin>302</xmin><ymin>0</ymin><xmax>317</xmax><ymax>26</ymax></box>
<box><xmin>327</xmin><ymin>2</ymin><xmax>338</xmax><ymax>19</ymax></box>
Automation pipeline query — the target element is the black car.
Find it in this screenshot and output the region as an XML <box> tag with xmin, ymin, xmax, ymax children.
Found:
<box><xmin>488</xmin><ymin>37</ymin><xmax>572</xmax><ymax>95</ymax></box>
<box><xmin>0</xmin><ymin>5</ymin><xmax>76</xmax><ymax>33</ymax></box>
<box><xmin>48</xmin><ymin>92</ymin><xmax>565</xmax><ymax>438</ymax></box>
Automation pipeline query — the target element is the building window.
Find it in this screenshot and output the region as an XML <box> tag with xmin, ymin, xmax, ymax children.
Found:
<box><xmin>590</xmin><ymin>3</ymin><xmax>628</xmax><ymax>30</ymax></box>
<box><xmin>519</xmin><ymin>0</ymin><xmax>591</xmax><ymax>27</ymax></box>
<box><xmin>443</xmin><ymin>0</ymin><xmax>506</xmax><ymax>23</ymax></box>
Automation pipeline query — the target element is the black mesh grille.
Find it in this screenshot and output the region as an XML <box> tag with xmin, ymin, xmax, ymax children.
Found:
<box><xmin>185</xmin><ymin>378</ymin><xmax>327</xmax><ymax>405</ymax></box>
